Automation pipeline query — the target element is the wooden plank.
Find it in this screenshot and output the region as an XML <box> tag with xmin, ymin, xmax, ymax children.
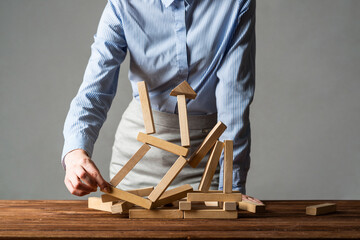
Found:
<box><xmin>223</xmin><ymin>140</ymin><xmax>233</xmax><ymax>193</ymax></box>
<box><xmin>152</xmin><ymin>184</ymin><xmax>193</xmax><ymax>208</ymax></box>
<box><xmin>179</xmin><ymin>201</ymin><xmax>192</xmax><ymax>211</ymax></box>
<box><xmin>110</xmin><ymin>144</ymin><xmax>151</xmax><ymax>186</ymax></box>
<box><xmin>187</xmin><ymin>193</ymin><xmax>242</xmax><ymax>202</ymax></box>
<box><xmin>111</xmin><ymin>201</ymin><xmax>134</xmax><ymax>214</ymax></box>
<box><xmin>198</xmin><ymin>141</ymin><xmax>224</xmax><ymax>192</ymax></box>
<box><xmin>88</xmin><ymin>197</ymin><xmax>113</xmax><ymax>213</ymax></box>
<box><xmin>223</xmin><ymin>202</ymin><xmax>237</xmax><ymax>211</ymax></box>
<box><xmin>238</xmin><ymin>200</ymin><xmax>266</xmax><ymax>213</ymax></box>
<box><xmin>188</xmin><ymin>121</ymin><xmax>227</xmax><ymax>168</ymax></box>
<box><xmin>306</xmin><ymin>203</ymin><xmax>337</xmax><ymax>216</ymax></box>
<box><xmin>101</xmin><ymin>187</ymin><xmax>154</xmax><ymax>202</ymax></box>
<box><xmin>177</xmin><ymin>95</ymin><xmax>190</xmax><ymax>147</ymax></box>
<box><xmin>184</xmin><ymin>209</ymin><xmax>238</xmax><ymax>219</ymax></box>
<box><xmin>148</xmin><ymin>156</ymin><xmax>188</xmax><ymax>202</ymax></box>
<box><xmin>169</xmin><ymin>81</ymin><xmax>197</xmax><ymax>99</ymax></box>
<box><xmin>101</xmin><ymin>186</ymin><xmax>153</xmax><ymax>210</ymax></box>
<box><xmin>129</xmin><ymin>209</ymin><xmax>184</xmax><ymax>219</ymax></box>
<box><xmin>137</xmin><ymin>81</ymin><xmax>155</xmax><ymax>134</ymax></box>
<box><xmin>204</xmin><ymin>201</ymin><xmax>220</xmax><ymax>207</ymax></box>
<box><xmin>137</xmin><ymin>132</ymin><xmax>189</xmax><ymax>157</ymax></box>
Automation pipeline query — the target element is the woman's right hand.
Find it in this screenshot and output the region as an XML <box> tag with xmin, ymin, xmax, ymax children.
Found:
<box><xmin>64</xmin><ymin>149</ymin><xmax>111</xmax><ymax>196</ymax></box>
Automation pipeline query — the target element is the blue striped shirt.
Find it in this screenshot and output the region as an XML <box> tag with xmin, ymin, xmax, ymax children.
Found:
<box><xmin>62</xmin><ymin>0</ymin><xmax>255</xmax><ymax>193</ymax></box>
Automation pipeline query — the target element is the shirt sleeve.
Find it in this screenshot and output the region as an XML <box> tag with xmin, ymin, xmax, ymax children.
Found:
<box><xmin>61</xmin><ymin>0</ymin><xmax>127</xmax><ymax>170</ymax></box>
<box><xmin>215</xmin><ymin>0</ymin><xmax>256</xmax><ymax>194</ymax></box>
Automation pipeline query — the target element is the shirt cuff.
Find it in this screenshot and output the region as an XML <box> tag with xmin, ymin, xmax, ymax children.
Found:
<box><xmin>61</xmin><ymin>134</ymin><xmax>95</xmax><ymax>171</ymax></box>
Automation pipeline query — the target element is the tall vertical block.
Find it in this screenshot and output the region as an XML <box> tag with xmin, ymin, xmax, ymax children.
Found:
<box><xmin>177</xmin><ymin>95</ymin><xmax>190</xmax><ymax>147</ymax></box>
<box><xmin>223</xmin><ymin>140</ymin><xmax>233</xmax><ymax>194</ymax></box>
<box><xmin>137</xmin><ymin>81</ymin><xmax>155</xmax><ymax>134</ymax></box>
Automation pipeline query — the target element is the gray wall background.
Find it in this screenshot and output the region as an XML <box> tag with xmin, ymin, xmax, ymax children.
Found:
<box><xmin>0</xmin><ymin>0</ymin><xmax>359</xmax><ymax>200</ymax></box>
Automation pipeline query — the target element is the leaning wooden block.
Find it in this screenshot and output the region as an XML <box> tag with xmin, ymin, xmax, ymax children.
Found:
<box><xmin>129</xmin><ymin>209</ymin><xmax>184</xmax><ymax>219</ymax></box>
<box><xmin>198</xmin><ymin>141</ymin><xmax>224</xmax><ymax>192</ymax></box>
<box><xmin>152</xmin><ymin>184</ymin><xmax>193</xmax><ymax>208</ymax></box>
<box><xmin>101</xmin><ymin>186</ymin><xmax>152</xmax><ymax>210</ymax></box>
<box><xmin>223</xmin><ymin>140</ymin><xmax>233</xmax><ymax>194</ymax></box>
<box><xmin>137</xmin><ymin>81</ymin><xmax>155</xmax><ymax>134</ymax></box>
<box><xmin>137</xmin><ymin>132</ymin><xmax>189</xmax><ymax>157</ymax></box>
<box><xmin>223</xmin><ymin>202</ymin><xmax>237</xmax><ymax>211</ymax></box>
<box><xmin>148</xmin><ymin>156</ymin><xmax>188</xmax><ymax>202</ymax></box>
<box><xmin>187</xmin><ymin>193</ymin><xmax>242</xmax><ymax>202</ymax></box>
<box><xmin>169</xmin><ymin>81</ymin><xmax>197</xmax><ymax>99</ymax></box>
<box><xmin>88</xmin><ymin>197</ymin><xmax>113</xmax><ymax>213</ymax></box>
<box><xmin>102</xmin><ymin>187</ymin><xmax>154</xmax><ymax>202</ymax></box>
<box><xmin>179</xmin><ymin>201</ymin><xmax>192</xmax><ymax>211</ymax></box>
<box><xmin>238</xmin><ymin>200</ymin><xmax>266</xmax><ymax>213</ymax></box>
<box><xmin>111</xmin><ymin>201</ymin><xmax>134</xmax><ymax>214</ymax></box>
<box><xmin>184</xmin><ymin>209</ymin><xmax>237</xmax><ymax>219</ymax></box>
<box><xmin>188</xmin><ymin>121</ymin><xmax>227</xmax><ymax>168</ymax></box>
<box><xmin>110</xmin><ymin>144</ymin><xmax>151</xmax><ymax>186</ymax></box>
<box><xmin>177</xmin><ymin>95</ymin><xmax>190</xmax><ymax>147</ymax></box>
<box><xmin>306</xmin><ymin>203</ymin><xmax>336</xmax><ymax>216</ymax></box>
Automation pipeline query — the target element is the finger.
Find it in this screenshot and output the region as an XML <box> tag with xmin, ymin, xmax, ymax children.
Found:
<box><xmin>67</xmin><ymin>172</ymin><xmax>95</xmax><ymax>193</ymax></box>
<box><xmin>83</xmin><ymin>161</ymin><xmax>111</xmax><ymax>192</ymax></box>
<box><xmin>75</xmin><ymin>167</ymin><xmax>97</xmax><ymax>190</ymax></box>
<box><xmin>64</xmin><ymin>178</ymin><xmax>88</xmax><ymax>197</ymax></box>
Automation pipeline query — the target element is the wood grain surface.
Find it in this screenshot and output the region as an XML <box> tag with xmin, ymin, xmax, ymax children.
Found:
<box><xmin>0</xmin><ymin>200</ymin><xmax>359</xmax><ymax>239</ymax></box>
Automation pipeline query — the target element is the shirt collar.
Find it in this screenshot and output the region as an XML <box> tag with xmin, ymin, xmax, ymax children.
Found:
<box><xmin>161</xmin><ymin>0</ymin><xmax>193</xmax><ymax>8</ymax></box>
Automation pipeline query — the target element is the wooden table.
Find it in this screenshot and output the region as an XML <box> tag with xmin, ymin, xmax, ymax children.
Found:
<box><xmin>1</xmin><ymin>200</ymin><xmax>359</xmax><ymax>239</ymax></box>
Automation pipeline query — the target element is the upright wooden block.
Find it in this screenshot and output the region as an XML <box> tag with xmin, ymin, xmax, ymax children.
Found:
<box><xmin>88</xmin><ymin>197</ymin><xmax>113</xmax><ymax>212</ymax></box>
<box><xmin>198</xmin><ymin>141</ymin><xmax>224</xmax><ymax>192</ymax></box>
<box><xmin>179</xmin><ymin>201</ymin><xmax>192</xmax><ymax>211</ymax></box>
<box><xmin>187</xmin><ymin>193</ymin><xmax>242</xmax><ymax>202</ymax></box>
<box><xmin>223</xmin><ymin>202</ymin><xmax>237</xmax><ymax>211</ymax></box>
<box><xmin>238</xmin><ymin>200</ymin><xmax>266</xmax><ymax>213</ymax></box>
<box><xmin>184</xmin><ymin>209</ymin><xmax>237</xmax><ymax>219</ymax></box>
<box><xmin>152</xmin><ymin>184</ymin><xmax>193</xmax><ymax>208</ymax></box>
<box><xmin>137</xmin><ymin>81</ymin><xmax>155</xmax><ymax>134</ymax></box>
<box><xmin>101</xmin><ymin>186</ymin><xmax>153</xmax><ymax>210</ymax></box>
<box><xmin>177</xmin><ymin>95</ymin><xmax>190</xmax><ymax>147</ymax></box>
<box><xmin>129</xmin><ymin>209</ymin><xmax>184</xmax><ymax>219</ymax></box>
<box><xmin>306</xmin><ymin>203</ymin><xmax>336</xmax><ymax>216</ymax></box>
<box><xmin>101</xmin><ymin>187</ymin><xmax>154</xmax><ymax>202</ymax></box>
<box><xmin>188</xmin><ymin>121</ymin><xmax>227</xmax><ymax>168</ymax></box>
<box><xmin>169</xmin><ymin>81</ymin><xmax>197</xmax><ymax>99</ymax></box>
<box><xmin>137</xmin><ymin>132</ymin><xmax>189</xmax><ymax>157</ymax></box>
<box><xmin>110</xmin><ymin>144</ymin><xmax>151</xmax><ymax>186</ymax></box>
<box><xmin>148</xmin><ymin>156</ymin><xmax>188</xmax><ymax>202</ymax></box>
<box><xmin>223</xmin><ymin>140</ymin><xmax>233</xmax><ymax>194</ymax></box>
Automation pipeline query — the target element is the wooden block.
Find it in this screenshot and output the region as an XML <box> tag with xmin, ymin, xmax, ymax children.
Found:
<box><xmin>204</xmin><ymin>201</ymin><xmax>220</xmax><ymax>207</ymax></box>
<box><xmin>198</xmin><ymin>141</ymin><xmax>224</xmax><ymax>192</ymax></box>
<box><xmin>101</xmin><ymin>187</ymin><xmax>154</xmax><ymax>202</ymax></box>
<box><xmin>88</xmin><ymin>197</ymin><xmax>113</xmax><ymax>212</ymax></box>
<box><xmin>188</xmin><ymin>121</ymin><xmax>227</xmax><ymax>168</ymax></box>
<box><xmin>152</xmin><ymin>184</ymin><xmax>193</xmax><ymax>208</ymax></box>
<box><xmin>223</xmin><ymin>140</ymin><xmax>233</xmax><ymax>194</ymax></box>
<box><xmin>137</xmin><ymin>81</ymin><xmax>155</xmax><ymax>134</ymax></box>
<box><xmin>177</xmin><ymin>95</ymin><xmax>190</xmax><ymax>147</ymax></box>
<box><xmin>137</xmin><ymin>132</ymin><xmax>189</xmax><ymax>157</ymax></box>
<box><xmin>184</xmin><ymin>209</ymin><xmax>237</xmax><ymax>219</ymax></box>
<box><xmin>110</xmin><ymin>144</ymin><xmax>151</xmax><ymax>186</ymax></box>
<box><xmin>169</xmin><ymin>81</ymin><xmax>197</xmax><ymax>99</ymax></box>
<box><xmin>129</xmin><ymin>208</ymin><xmax>184</xmax><ymax>219</ymax></box>
<box><xmin>101</xmin><ymin>186</ymin><xmax>153</xmax><ymax>210</ymax></box>
<box><xmin>111</xmin><ymin>201</ymin><xmax>134</xmax><ymax>214</ymax></box>
<box><xmin>179</xmin><ymin>201</ymin><xmax>192</xmax><ymax>211</ymax></box>
<box><xmin>148</xmin><ymin>156</ymin><xmax>188</xmax><ymax>202</ymax></box>
<box><xmin>223</xmin><ymin>202</ymin><xmax>237</xmax><ymax>211</ymax></box>
<box><xmin>187</xmin><ymin>193</ymin><xmax>242</xmax><ymax>202</ymax></box>
<box><xmin>306</xmin><ymin>203</ymin><xmax>336</xmax><ymax>216</ymax></box>
<box><xmin>238</xmin><ymin>200</ymin><xmax>266</xmax><ymax>213</ymax></box>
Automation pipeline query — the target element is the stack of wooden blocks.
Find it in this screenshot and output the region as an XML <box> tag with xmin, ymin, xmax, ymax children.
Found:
<box><xmin>88</xmin><ymin>81</ymin><xmax>264</xmax><ymax>219</ymax></box>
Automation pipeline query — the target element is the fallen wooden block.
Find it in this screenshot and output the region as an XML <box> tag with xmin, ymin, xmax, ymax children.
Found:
<box><xmin>179</xmin><ymin>201</ymin><xmax>192</xmax><ymax>211</ymax></box>
<box><xmin>101</xmin><ymin>186</ymin><xmax>153</xmax><ymax>210</ymax></box>
<box><xmin>223</xmin><ymin>140</ymin><xmax>233</xmax><ymax>194</ymax></box>
<box><xmin>177</xmin><ymin>95</ymin><xmax>190</xmax><ymax>147</ymax></box>
<box><xmin>101</xmin><ymin>187</ymin><xmax>154</xmax><ymax>202</ymax></box>
<box><xmin>169</xmin><ymin>81</ymin><xmax>197</xmax><ymax>99</ymax></box>
<box><xmin>198</xmin><ymin>141</ymin><xmax>224</xmax><ymax>192</ymax></box>
<box><xmin>306</xmin><ymin>203</ymin><xmax>336</xmax><ymax>216</ymax></box>
<box><xmin>88</xmin><ymin>197</ymin><xmax>113</xmax><ymax>213</ymax></box>
<box><xmin>184</xmin><ymin>209</ymin><xmax>238</xmax><ymax>219</ymax></box>
<box><xmin>137</xmin><ymin>132</ymin><xmax>189</xmax><ymax>157</ymax></box>
<box><xmin>187</xmin><ymin>192</ymin><xmax>242</xmax><ymax>202</ymax></box>
<box><xmin>188</xmin><ymin>121</ymin><xmax>227</xmax><ymax>168</ymax></box>
<box><xmin>151</xmin><ymin>184</ymin><xmax>193</xmax><ymax>208</ymax></box>
<box><xmin>148</xmin><ymin>156</ymin><xmax>188</xmax><ymax>202</ymax></box>
<box><xmin>129</xmin><ymin>208</ymin><xmax>184</xmax><ymax>219</ymax></box>
<box><xmin>223</xmin><ymin>202</ymin><xmax>237</xmax><ymax>211</ymax></box>
<box><xmin>111</xmin><ymin>201</ymin><xmax>135</xmax><ymax>214</ymax></box>
<box><xmin>137</xmin><ymin>81</ymin><xmax>155</xmax><ymax>134</ymax></box>
<box><xmin>238</xmin><ymin>200</ymin><xmax>266</xmax><ymax>213</ymax></box>
<box><xmin>110</xmin><ymin>144</ymin><xmax>151</xmax><ymax>186</ymax></box>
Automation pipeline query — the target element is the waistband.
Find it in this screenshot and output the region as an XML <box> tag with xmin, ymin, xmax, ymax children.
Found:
<box><xmin>127</xmin><ymin>98</ymin><xmax>217</xmax><ymax>130</ymax></box>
